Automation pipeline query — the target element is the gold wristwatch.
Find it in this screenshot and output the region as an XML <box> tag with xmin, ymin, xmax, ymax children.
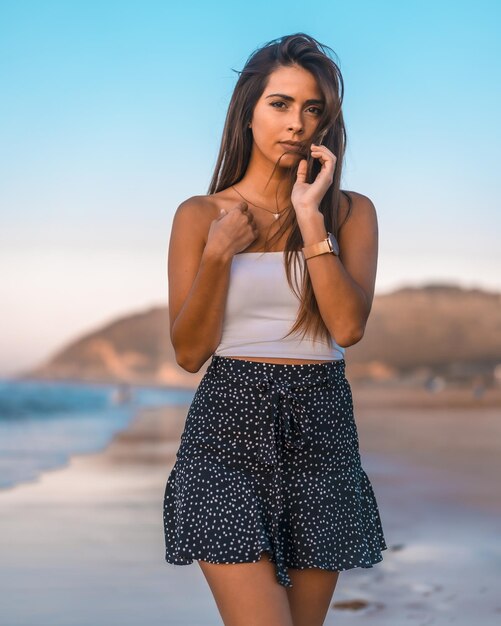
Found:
<box><xmin>301</xmin><ymin>231</ymin><xmax>340</xmax><ymax>260</ymax></box>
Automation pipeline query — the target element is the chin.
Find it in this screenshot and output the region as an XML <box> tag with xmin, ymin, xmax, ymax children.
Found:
<box><xmin>277</xmin><ymin>150</ymin><xmax>303</xmax><ymax>161</ymax></box>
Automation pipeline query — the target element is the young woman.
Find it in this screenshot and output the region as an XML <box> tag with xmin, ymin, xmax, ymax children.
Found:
<box><xmin>163</xmin><ymin>33</ymin><xmax>387</xmax><ymax>626</ymax></box>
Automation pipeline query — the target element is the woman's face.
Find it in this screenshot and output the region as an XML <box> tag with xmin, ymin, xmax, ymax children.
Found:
<box><xmin>249</xmin><ymin>64</ymin><xmax>324</xmax><ymax>168</ymax></box>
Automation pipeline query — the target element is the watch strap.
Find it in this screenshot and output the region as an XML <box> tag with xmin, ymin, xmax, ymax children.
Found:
<box><xmin>302</xmin><ymin>232</ymin><xmax>338</xmax><ymax>260</ymax></box>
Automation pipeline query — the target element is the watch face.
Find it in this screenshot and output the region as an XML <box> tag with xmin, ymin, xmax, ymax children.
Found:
<box><xmin>327</xmin><ymin>232</ymin><xmax>340</xmax><ymax>255</ymax></box>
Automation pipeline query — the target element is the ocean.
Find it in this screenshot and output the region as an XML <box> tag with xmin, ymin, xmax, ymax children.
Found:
<box><xmin>0</xmin><ymin>378</ymin><xmax>195</xmax><ymax>491</ymax></box>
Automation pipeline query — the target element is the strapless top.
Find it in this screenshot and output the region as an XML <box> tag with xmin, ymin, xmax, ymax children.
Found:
<box><xmin>213</xmin><ymin>251</ymin><xmax>345</xmax><ymax>360</ymax></box>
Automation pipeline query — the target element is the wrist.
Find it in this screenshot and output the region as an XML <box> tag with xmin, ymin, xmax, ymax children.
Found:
<box><xmin>202</xmin><ymin>241</ymin><xmax>233</xmax><ymax>265</ymax></box>
<box><xmin>295</xmin><ymin>204</ymin><xmax>321</xmax><ymax>219</ymax></box>
<box><xmin>297</xmin><ymin>210</ymin><xmax>328</xmax><ymax>246</ymax></box>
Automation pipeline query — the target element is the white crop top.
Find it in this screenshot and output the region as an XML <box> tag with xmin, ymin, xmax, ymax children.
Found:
<box><xmin>213</xmin><ymin>251</ymin><xmax>345</xmax><ymax>360</ymax></box>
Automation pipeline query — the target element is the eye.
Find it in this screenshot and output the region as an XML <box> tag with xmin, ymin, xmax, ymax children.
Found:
<box><xmin>270</xmin><ymin>101</ymin><xmax>323</xmax><ymax>115</ymax></box>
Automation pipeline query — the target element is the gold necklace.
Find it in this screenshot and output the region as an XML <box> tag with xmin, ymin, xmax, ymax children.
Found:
<box><xmin>231</xmin><ymin>185</ymin><xmax>291</xmax><ymax>220</ymax></box>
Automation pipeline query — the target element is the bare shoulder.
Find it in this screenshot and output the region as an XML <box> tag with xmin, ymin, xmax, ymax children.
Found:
<box><xmin>171</xmin><ymin>194</ymin><xmax>220</xmax><ymax>247</ymax></box>
<box><xmin>172</xmin><ymin>192</ymin><xmax>237</xmax><ymax>245</ymax></box>
<box><xmin>339</xmin><ymin>189</ymin><xmax>378</xmax><ymax>217</ymax></box>
<box><xmin>338</xmin><ymin>189</ymin><xmax>378</xmax><ymax>233</ymax></box>
<box><xmin>173</xmin><ymin>194</ymin><xmax>218</xmax><ymax>224</ymax></box>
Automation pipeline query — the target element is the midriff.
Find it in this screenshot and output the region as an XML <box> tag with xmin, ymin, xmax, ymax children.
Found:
<box><xmin>226</xmin><ymin>356</ymin><xmax>341</xmax><ymax>364</ymax></box>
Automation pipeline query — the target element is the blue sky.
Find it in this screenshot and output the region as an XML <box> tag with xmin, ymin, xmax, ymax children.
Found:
<box><xmin>0</xmin><ymin>0</ymin><xmax>499</xmax><ymax>375</ymax></box>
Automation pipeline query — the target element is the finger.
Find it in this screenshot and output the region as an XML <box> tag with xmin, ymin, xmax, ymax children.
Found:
<box><xmin>295</xmin><ymin>159</ymin><xmax>308</xmax><ymax>184</ymax></box>
<box><xmin>311</xmin><ymin>145</ymin><xmax>337</xmax><ymax>160</ymax></box>
<box><xmin>311</xmin><ymin>150</ymin><xmax>335</xmax><ymax>172</ymax></box>
<box><xmin>311</xmin><ymin>147</ymin><xmax>334</xmax><ymax>157</ymax></box>
<box><xmin>317</xmin><ymin>160</ymin><xmax>336</xmax><ymax>178</ymax></box>
<box><xmin>311</xmin><ymin>151</ymin><xmax>336</xmax><ymax>171</ymax></box>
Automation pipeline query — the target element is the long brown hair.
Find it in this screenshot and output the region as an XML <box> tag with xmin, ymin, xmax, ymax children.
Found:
<box><xmin>208</xmin><ymin>33</ymin><xmax>353</xmax><ymax>347</ymax></box>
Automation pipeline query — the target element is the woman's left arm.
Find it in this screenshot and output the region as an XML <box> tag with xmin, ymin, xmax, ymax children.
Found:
<box><xmin>292</xmin><ymin>144</ymin><xmax>378</xmax><ymax>348</ymax></box>
<box><xmin>296</xmin><ymin>194</ymin><xmax>379</xmax><ymax>348</ymax></box>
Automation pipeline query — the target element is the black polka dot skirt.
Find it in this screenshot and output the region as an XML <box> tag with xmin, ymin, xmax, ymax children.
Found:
<box><xmin>163</xmin><ymin>355</ymin><xmax>388</xmax><ymax>588</ymax></box>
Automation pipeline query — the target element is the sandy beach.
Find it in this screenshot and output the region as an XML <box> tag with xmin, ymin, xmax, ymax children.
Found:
<box><xmin>1</xmin><ymin>385</ymin><xmax>500</xmax><ymax>626</ymax></box>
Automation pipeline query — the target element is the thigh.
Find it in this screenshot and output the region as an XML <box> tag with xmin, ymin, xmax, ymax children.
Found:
<box><xmin>198</xmin><ymin>551</ymin><xmax>294</xmax><ymax>626</ymax></box>
<box><xmin>286</xmin><ymin>567</ymin><xmax>340</xmax><ymax>626</ymax></box>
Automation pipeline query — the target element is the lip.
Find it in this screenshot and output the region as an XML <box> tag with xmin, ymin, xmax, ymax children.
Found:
<box><xmin>279</xmin><ymin>141</ymin><xmax>304</xmax><ymax>153</ymax></box>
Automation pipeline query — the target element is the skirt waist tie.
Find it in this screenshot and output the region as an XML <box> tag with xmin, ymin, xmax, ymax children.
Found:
<box><xmin>253</xmin><ymin>372</ymin><xmax>332</xmax><ymax>470</ymax></box>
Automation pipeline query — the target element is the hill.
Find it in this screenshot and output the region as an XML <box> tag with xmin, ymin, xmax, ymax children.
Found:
<box><xmin>17</xmin><ymin>283</ymin><xmax>501</xmax><ymax>388</ymax></box>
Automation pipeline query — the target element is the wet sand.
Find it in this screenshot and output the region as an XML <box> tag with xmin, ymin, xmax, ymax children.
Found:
<box><xmin>0</xmin><ymin>386</ymin><xmax>500</xmax><ymax>625</ymax></box>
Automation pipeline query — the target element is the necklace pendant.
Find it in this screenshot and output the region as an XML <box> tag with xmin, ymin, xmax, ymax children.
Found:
<box><xmin>274</xmin><ymin>212</ymin><xmax>280</xmax><ymax>220</ymax></box>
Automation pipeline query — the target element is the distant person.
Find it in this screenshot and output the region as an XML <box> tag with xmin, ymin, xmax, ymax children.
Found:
<box><xmin>163</xmin><ymin>33</ymin><xmax>387</xmax><ymax>626</ymax></box>
<box><xmin>110</xmin><ymin>382</ymin><xmax>132</xmax><ymax>405</ymax></box>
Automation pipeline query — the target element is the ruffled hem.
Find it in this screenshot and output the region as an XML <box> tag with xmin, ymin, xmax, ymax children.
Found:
<box><xmin>164</xmin><ymin>545</ymin><xmax>388</xmax><ymax>588</ymax></box>
<box><xmin>163</xmin><ymin>457</ymin><xmax>388</xmax><ymax>588</ymax></box>
<box><xmin>164</xmin><ymin>545</ymin><xmax>388</xmax><ymax>571</ymax></box>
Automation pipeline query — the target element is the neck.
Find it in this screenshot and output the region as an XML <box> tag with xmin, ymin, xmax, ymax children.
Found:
<box><xmin>236</xmin><ymin>148</ymin><xmax>294</xmax><ymax>208</ymax></box>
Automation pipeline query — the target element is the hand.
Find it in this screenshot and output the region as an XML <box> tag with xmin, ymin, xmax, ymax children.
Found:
<box><xmin>291</xmin><ymin>143</ymin><xmax>337</xmax><ymax>216</ymax></box>
<box><xmin>205</xmin><ymin>202</ymin><xmax>258</xmax><ymax>258</ymax></box>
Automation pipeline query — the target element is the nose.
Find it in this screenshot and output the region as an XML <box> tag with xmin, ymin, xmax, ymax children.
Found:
<box><xmin>287</xmin><ymin>109</ymin><xmax>304</xmax><ymax>136</ymax></box>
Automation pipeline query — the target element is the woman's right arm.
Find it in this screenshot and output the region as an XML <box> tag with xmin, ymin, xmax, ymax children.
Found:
<box><xmin>168</xmin><ymin>196</ymin><xmax>256</xmax><ymax>373</ymax></box>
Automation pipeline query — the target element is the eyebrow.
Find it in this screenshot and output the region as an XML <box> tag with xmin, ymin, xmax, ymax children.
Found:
<box><xmin>265</xmin><ymin>93</ymin><xmax>325</xmax><ymax>106</ymax></box>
